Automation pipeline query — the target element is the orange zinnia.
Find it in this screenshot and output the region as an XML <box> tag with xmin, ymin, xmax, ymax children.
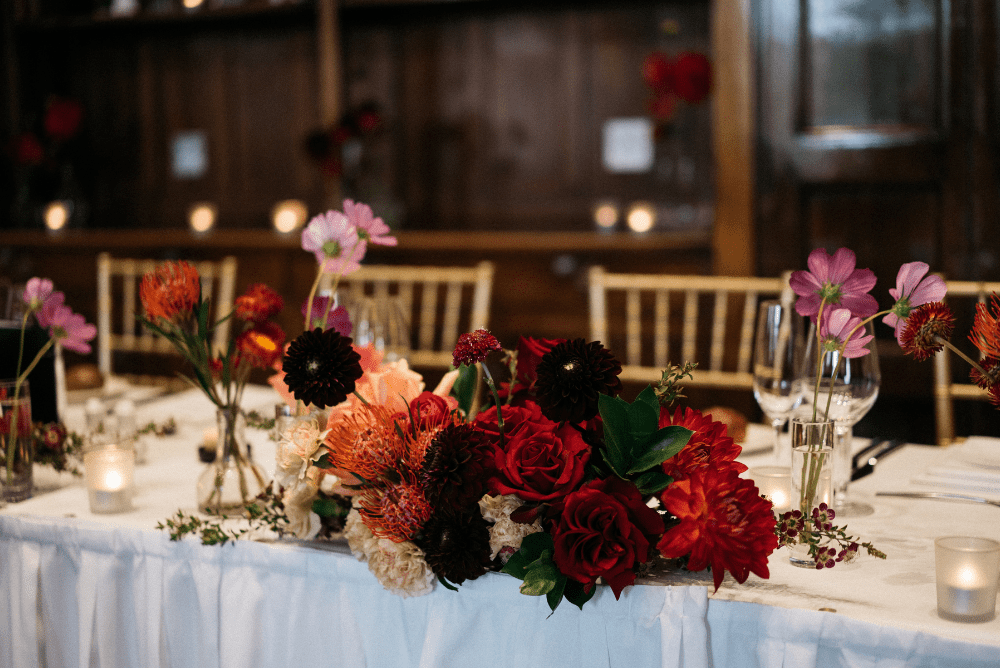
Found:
<box><xmin>140</xmin><ymin>261</ymin><xmax>201</xmax><ymax>323</ymax></box>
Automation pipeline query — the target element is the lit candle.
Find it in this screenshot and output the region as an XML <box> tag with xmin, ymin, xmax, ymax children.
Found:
<box><xmin>84</xmin><ymin>445</ymin><xmax>135</xmax><ymax>514</ymax></box>
<box><xmin>935</xmin><ymin>536</ymin><xmax>1000</xmax><ymax>622</ymax></box>
<box><xmin>748</xmin><ymin>466</ymin><xmax>791</xmax><ymax>512</ymax></box>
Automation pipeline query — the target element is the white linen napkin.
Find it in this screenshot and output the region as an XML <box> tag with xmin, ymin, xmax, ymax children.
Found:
<box><xmin>912</xmin><ymin>438</ymin><xmax>1000</xmax><ymax>495</ymax></box>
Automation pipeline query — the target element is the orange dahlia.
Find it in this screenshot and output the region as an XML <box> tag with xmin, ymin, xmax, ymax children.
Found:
<box><xmin>235</xmin><ymin>322</ymin><xmax>286</xmax><ymax>369</ymax></box>
<box><xmin>140</xmin><ymin>261</ymin><xmax>201</xmax><ymax>323</ymax></box>
<box><xmin>657</xmin><ymin>464</ymin><xmax>778</xmax><ymax>590</ymax></box>
<box><xmin>658</xmin><ymin>406</ymin><xmax>747</xmax><ymax>479</ymax></box>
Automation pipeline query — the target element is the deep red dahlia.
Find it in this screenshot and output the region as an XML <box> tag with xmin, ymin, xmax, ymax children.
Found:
<box><xmin>235</xmin><ymin>283</ymin><xmax>284</xmax><ymax>324</ymax></box>
<box><xmin>452</xmin><ymin>329</ymin><xmax>502</xmax><ymax>367</ymax></box>
<box><xmin>658</xmin><ymin>405</ymin><xmax>746</xmax><ymax>479</ymax></box>
<box><xmin>657</xmin><ymin>464</ymin><xmax>778</xmax><ymax>590</ymax></box>
<box><xmin>899</xmin><ymin>301</ymin><xmax>955</xmax><ymax>361</ymax></box>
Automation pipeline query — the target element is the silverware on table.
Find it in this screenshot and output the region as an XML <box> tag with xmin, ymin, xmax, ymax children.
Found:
<box><xmin>875</xmin><ymin>491</ymin><xmax>1000</xmax><ymax>509</ymax></box>
<box><xmin>851</xmin><ymin>439</ymin><xmax>906</xmax><ymax>481</ymax></box>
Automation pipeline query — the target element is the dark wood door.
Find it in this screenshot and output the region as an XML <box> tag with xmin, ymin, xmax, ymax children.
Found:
<box><xmin>754</xmin><ymin>0</ymin><xmax>1000</xmax><ymax>441</ymax></box>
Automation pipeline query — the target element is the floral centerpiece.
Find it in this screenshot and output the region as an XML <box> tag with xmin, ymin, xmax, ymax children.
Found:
<box><xmin>2</xmin><ymin>277</ymin><xmax>95</xmax><ymax>501</ymax></box>
<box><xmin>139</xmin><ymin>262</ymin><xmax>286</xmax><ymax>513</ymax></box>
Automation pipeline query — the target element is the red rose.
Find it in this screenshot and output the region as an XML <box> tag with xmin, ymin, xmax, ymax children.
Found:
<box><xmin>515</xmin><ymin>336</ymin><xmax>564</xmax><ymax>388</ymax></box>
<box><xmin>408</xmin><ymin>391</ymin><xmax>457</xmax><ymax>428</ymax></box>
<box><xmin>552</xmin><ymin>477</ymin><xmax>665</xmax><ymax>599</ymax></box>
<box><xmin>658</xmin><ymin>464</ymin><xmax>778</xmax><ymax>591</ymax></box>
<box><xmin>673</xmin><ymin>52</ymin><xmax>712</xmax><ymax>103</ymax></box>
<box><xmin>479</xmin><ymin>402</ymin><xmax>590</xmax><ymax>502</ymax></box>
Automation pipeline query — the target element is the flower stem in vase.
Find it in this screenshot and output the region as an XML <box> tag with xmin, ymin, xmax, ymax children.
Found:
<box><xmin>789</xmin><ymin>417</ymin><xmax>834</xmax><ymax>568</ymax></box>
<box><xmin>196</xmin><ymin>407</ymin><xmax>270</xmax><ymax>516</ymax></box>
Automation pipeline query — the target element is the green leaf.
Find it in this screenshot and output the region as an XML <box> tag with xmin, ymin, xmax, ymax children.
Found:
<box><xmin>314</xmin><ymin>452</ymin><xmax>334</xmax><ymax>469</ymax></box>
<box><xmin>311</xmin><ymin>497</ymin><xmax>347</xmax><ymax>518</ymax></box>
<box><xmin>634</xmin><ymin>385</ymin><xmax>661</xmax><ymax>417</ymax></box>
<box><xmin>598</xmin><ymin>393</ymin><xmax>632</xmax><ymax>477</ymax></box>
<box><xmin>452</xmin><ymin>364</ymin><xmax>480</xmax><ymax>418</ymax></box>
<box><xmin>501</xmin><ymin>549</ymin><xmax>531</xmax><ymax>580</ymax></box>
<box><xmin>633</xmin><ymin>469</ymin><xmax>674</xmax><ymax>496</ymax></box>
<box><xmin>519</xmin><ymin>530</ymin><xmax>554</xmax><ymax>558</ymax></box>
<box><xmin>520</xmin><ymin>560</ymin><xmax>560</xmax><ymax>596</ymax></box>
<box><xmin>438</xmin><ymin>576</ymin><xmax>459</xmax><ymax>592</ymax></box>
<box><xmin>625</xmin><ymin>397</ymin><xmax>659</xmax><ymax>440</ymax></box>
<box><xmin>545</xmin><ymin>573</ymin><xmax>567</xmax><ymax>612</ymax></box>
<box><xmin>627</xmin><ymin>426</ymin><xmax>693</xmax><ymax>475</ymax></box>
<box><xmin>563</xmin><ymin>580</ymin><xmax>596</xmax><ymax>610</ymax></box>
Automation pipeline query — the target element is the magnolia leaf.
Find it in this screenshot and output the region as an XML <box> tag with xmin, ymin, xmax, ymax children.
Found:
<box><xmin>452</xmin><ymin>363</ymin><xmax>480</xmax><ymax>418</ymax></box>
<box><xmin>598</xmin><ymin>393</ymin><xmax>632</xmax><ymax>476</ymax></box>
<box><xmin>563</xmin><ymin>580</ymin><xmax>596</xmax><ymax>610</ymax></box>
<box><xmin>520</xmin><ymin>560</ymin><xmax>560</xmax><ymax>596</ymax></box>
<box><xmin>625</xmin><ymin>397</ymin><xmax>659</xmax><ymax>440</ymax></box>
<box><xmin>634</xmin><ymin>385</ymin><xmax>661</xmax><ymax>416</ymax></box>
<box><xmin>633</xmin><ymin>469</ymin><xmax>674</xmax><ymax>496</ymax></box>
<box><xmin>546</xmin><ymin>573</ymin><xmax>567</xmax><ymax>612</ymax></box>
<box><xmin>627</xmin><ymin>425</ymin><xmax>693</xmax><ymax>474</ymax></box>
<box><xmin>501</xmin><ymin>550</ymin><xmax>531</xmax><ymax>580</ymax></box>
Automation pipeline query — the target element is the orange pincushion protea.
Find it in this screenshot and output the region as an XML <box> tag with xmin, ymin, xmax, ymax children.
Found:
<box><xmin>358</xmin><ymin>478</ymin><xmax>434</xmax><ymax>542</ymax></box>
<box><xmin>971</xmin><ymin>294</ymin><xmax>1000</xmax><ymax>359</ymax></box>
<box><xmin>140</xmin><ymin>261</ymin><xmax>201</xmax><ymax>323</ymax></box>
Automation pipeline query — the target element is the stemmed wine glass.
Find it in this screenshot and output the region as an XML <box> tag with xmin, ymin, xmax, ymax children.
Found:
<box><xmin>752</xmin><ymin>300</ymin><xmax>804</xmax><ymax>465</ymax></box>
<box><xmin>798</xmin><ymin>320</ymin><xmax>880</xmax><ymax>517</ymax></box>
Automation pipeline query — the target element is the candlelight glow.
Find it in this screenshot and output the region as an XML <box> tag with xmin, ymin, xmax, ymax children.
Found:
<box><xmin>272</xmin><ymin>199</ymin><xmax>308</xmax><ymax>233</ymax></box>
<box><xmin>956</xmin><ymin>565</ymin><xmax>980</xmax><ymax>587</ymax></box>
<box><xmin>44</xmin><ymin>201</ymin><xmax>70</xmax><ymax>231</ymax></box>
<box><xmin>626</xmin><ymin>202</ymin><xmax>655</xmax><ymax>233</ymax></box>
<box><xmin>104</xmin><ymin>470</ymin><xmax>124</xmax><ymax>491</ymax></box>
<box><xmin>189</xmin><ymin>203</ymin><xmax>216</xmax><ymax>233</ymax></box>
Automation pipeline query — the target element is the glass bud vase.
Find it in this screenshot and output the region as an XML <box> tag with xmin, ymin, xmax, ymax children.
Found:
<box><xmin>1</xmin><ymin>379</ymin><xmax>34</xmax><ymax>503</ymax></box>
<box><xmin>789</xmin><ymin>416</ymin><xmax>834</xmax><ymax>568</ymax></box>
<box><xmin>196</xmin><ymin>406</ymin><xmax>269</xmax><ymax>516</ymax></box>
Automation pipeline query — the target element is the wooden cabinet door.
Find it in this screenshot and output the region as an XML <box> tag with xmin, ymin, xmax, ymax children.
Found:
<box><xmin>754</xmin><ymin>0</ymin><xmax>999</xmax><ymax>285</ymax></box>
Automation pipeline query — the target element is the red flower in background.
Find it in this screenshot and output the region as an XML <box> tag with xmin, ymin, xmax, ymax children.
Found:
<box><xmin>43</xmin><ymin>96</ymin><xmax>83</xmax><ymax>142</ymax></box>
<box><xmin>13</xmin><ymin>133</ymin><xmax>44</xmax><ymax>166</ymax></box>
<box><xmin>643</xmin><ymin>52</ymin><xmax>675</xmax><ymax>92</ymax></box>
<box><xmin>658</xmin><ymin>465</ymin><xmax>778</xmax><ymax>591</ymax></box>
<box><xmin>551</xmin><ymin>477</ymin><xmax>665</xmax><ymax>599</ymax></box>
<box><xmin>139</xmin><ymin>261</ymin><xmax>201</xmax><ymax>323</ymax></box>
<box><xmin>235</xmin><ymin>283</ymin><xmax>284</xmax><ymax>324</ymax></box>
<box><xmin>672</xmin><ymin>52</ymin><xmax>713</xmax><ymax>103</ymax></box>
<box><xmin>453</xmin><ymin>328</ymin><xmax>502</xmax><ymax>367</ymax></box>
<box><xmin>658</xmin><ymin>405</ymin><xmax>746</xmax><ymax>479</ymax></box>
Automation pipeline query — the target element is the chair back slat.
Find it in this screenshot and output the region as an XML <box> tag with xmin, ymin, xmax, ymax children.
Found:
<box><xmin>588</xmin><ymin>267</ymin><xmax>791</xmax><ymax>389</ymax></box>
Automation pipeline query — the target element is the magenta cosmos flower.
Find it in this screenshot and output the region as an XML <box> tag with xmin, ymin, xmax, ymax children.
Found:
<box><xmin>789</xmin><ymin>247</ymin><xmax>878</xmax><ymax>320</ymax></box>
<box><xmin>343</xmin><ymin>199</ymin><xmax>397</xmax><ymax>247</ymax></box>
<box><xmin>46</xmin><ymin>304</ymin><xmax>97</xmax><ymax>354</ymax></box>
<box><xmin>819</xmin><ymin>308</ymin><xmax>873</xmax><ymax>359</ymax></box>
<box><xmin>22</xmin><ymin>277</ymin><xmax>55</xmax><ymax>312</ymax></box>
<box><xmin>881</xmin><ymin>261</ymin><xmax>947</xmax><ymax>343</ymax></box>
<box><xmin>301</xmin><ymin>209</ymin><xmax>366</xmax><ymax>275</ymax></box>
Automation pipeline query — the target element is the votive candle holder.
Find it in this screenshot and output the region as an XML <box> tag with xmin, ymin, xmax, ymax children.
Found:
<box><xmin>84</xmin><ymin>443</ymin><xmax>135</xmax><ymax>514</ymax></box>
<box><xmin>935</xmin><ymin>536</ymin><xmax>1000</xmax><ymax>623</ymax></box>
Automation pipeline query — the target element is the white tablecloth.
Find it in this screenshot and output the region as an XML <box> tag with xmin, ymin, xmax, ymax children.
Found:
<box><xmin>2</xmin><ymin>388</ymin><xmax>999</xmax><ymax>668</ymax></box>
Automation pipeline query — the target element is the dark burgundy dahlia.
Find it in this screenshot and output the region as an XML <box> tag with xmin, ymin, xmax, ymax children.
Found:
<box><xmin>417</xmin><ymin>507</ymin><xmax>493</xmax><ymax>585</ymax></box>
<box><xmin>534</xmin><ymin>338</ymin><xmax>623</xmax><ymax>423</ymax></box>
<box><xmin>281</xmin><ymin>327</ymin><xmax>363</xmax><ymax>408</ymax></box>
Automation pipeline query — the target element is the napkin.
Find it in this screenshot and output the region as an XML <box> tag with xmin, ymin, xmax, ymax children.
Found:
<box><xmin>912</xmin><ymin>439</ymin><xmax>1000</xmax><ymax>495</ymax></box>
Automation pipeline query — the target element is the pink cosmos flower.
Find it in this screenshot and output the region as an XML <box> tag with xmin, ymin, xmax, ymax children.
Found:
<box><xmin>301</xmin><ymin>209</ymin><xmax>367</xmax><ymax>275</ymax></box>
<box><xmin>819</xmin><ymin>308</ymin><xmax>873</xmax><ymax>359</ymax></box>
<box><xmin>46</xmin><ymin>304</ymin><xmax>97</xmax><ymax>354</ymax></box>
<box><xmin>34</xmin><ymin>291</ymin><xmax>66</xmax><ymax>330</ymax></box>
<box><xmin>22</xmin><ymin>277</ymin><xmax>54</xmax><ymax>312</ymax></box>
<box><xmin>789</xmin><ymin>247</ymin><xmax>878</xmax><ymax>320</ymax></box>
<box><xmin>343</xmin><ymin>199</ymin><xmax>397</xmax><ymax>247</ymax></box>
<box><xmin>882</xmin><ymin>261</ymin><xmax>947</xmax><ymax>343</ymax></box>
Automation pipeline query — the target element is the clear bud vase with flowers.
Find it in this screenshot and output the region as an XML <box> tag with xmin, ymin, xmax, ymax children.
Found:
<box><xmin>139</xmin><ymin>263</ymin><xmax>286</xmax><ymax>515</ymax></box>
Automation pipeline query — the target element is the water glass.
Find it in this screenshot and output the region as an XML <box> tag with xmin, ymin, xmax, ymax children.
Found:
<box><xmin>752</xmin><ymin>300</ymin><xmax>803</xmax><ymax>465</ymax></box>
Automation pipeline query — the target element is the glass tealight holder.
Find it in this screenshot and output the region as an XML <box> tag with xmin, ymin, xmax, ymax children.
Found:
<box><xmin>935</xmin><ymin>536</ymin><xmax>1000</xmax><ymax>623</ymax></box>
<box><xmin>749</xmin><ymin>466</ymin><xmax>791</xmax><ymax>513</ymax></box>
<box><xmin>83</xmin><ymin>442</ymin><xmax>135</xmax><ymax>514</ymax></box>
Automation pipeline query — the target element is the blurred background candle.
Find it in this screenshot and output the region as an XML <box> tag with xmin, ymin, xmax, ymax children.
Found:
<box><xmin>935</xmin><ymin>536</ymin><xmax>1000</xmax><ymax>622</ymax></box>
<box><xmin>84</xmin><ymin>444</ymin><xmax>135</xmax><ymax>513</ymax></box>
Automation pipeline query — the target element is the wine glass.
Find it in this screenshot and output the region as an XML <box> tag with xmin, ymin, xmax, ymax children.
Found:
<box><xmin>752</xmin><ymin>300</ymin><xmax>804</xmax><ymax>465</ymax></box>
<box><xmin>799</xmin><ymin>320</ymin><xmax>880</xmax><ymax>517</ymax></box>
<box><xmin>348</xmin><ymin>294</ymin><xmax>410</xmax><ymax>362</ymax></box>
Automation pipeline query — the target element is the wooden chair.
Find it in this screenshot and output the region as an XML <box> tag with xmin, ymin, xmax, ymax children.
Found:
<box><xmin>933</xmin><ymin>280</ymin><xmax>1000</xmax><ymax>445</ymax></box>
<box><xmin>331</xmin><ymin>261</ymin><xmax>494</xmax><ymax>369</ymax></box>
<box><xmin>96</xmin><ymin>253</ymin><xmax>238</xmax><ymax>380</ymax></box>
<box><xmin>588</xmin><ymin>266</ymin><xmax>793</xmax><ymax>388</ymax></box>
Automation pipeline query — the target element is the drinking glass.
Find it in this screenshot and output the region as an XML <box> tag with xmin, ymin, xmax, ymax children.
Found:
<box><xmin>799</xmin><ymin>320</ymin><xmax>880</xmax><ymax>517</ymax></box>
<box><xmin>752</xmin><ymin>300</ymin><xmax>804</xmax><ymax>465</ymax></box>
